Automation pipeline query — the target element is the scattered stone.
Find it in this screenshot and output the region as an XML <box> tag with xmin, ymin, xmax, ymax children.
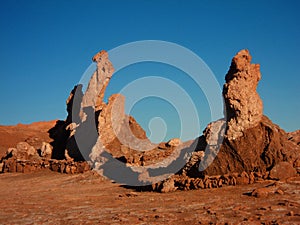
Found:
<box><xmin>0</xmin><ymin>141</ymin><xmax>90</xmax><ymax>174</ymax></box>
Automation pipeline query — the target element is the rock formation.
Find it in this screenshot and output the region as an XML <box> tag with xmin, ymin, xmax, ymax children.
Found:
<box><xmin>82</xmin><ymin>50</ymin><xmax>114</xmax><ymax>111</ymax></box>
<box><xmin>0</xmin><ymin>141</ymin><xmax>89</xmax><ymax>174</ymax></box>
<box><xmin>223</xmin><ymin>49</ymin><xmax>263</xmax><ymax>140</ymax></box>
<box><xmin>0</xmin><ymin>49</ymin><xmax>298</xmax><ymax>193</ymax></box>
<box><xmin>288</xmin><ymin>130</ymin><xmax>300</xmax><ymax>146</ymax></box>
<box><xmin>40</xmin><ymin>142</ymin><xmax>53</xmax><ymax>159</ymax></box>
<box><xmin>64</xmin><ymin>51</ymin><xmax>155</xmax><ymax>164</ymax></box>
<box><xmin>154</xmin><ymin>49</ymin><xmax>300</xmax><ymax>192</ymax></box>
<box><xmin>204</xmin><ymin>49</ymin><xmax>299</xmax><ymax>175</ymax></box>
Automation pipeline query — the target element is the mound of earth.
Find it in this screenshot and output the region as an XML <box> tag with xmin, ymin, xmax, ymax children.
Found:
<box><xmin>0</xmin><ymin>121</ymin><xmax>56</xmax><ymax>158</ymax></box>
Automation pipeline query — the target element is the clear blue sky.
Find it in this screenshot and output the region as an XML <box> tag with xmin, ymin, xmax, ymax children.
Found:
<box><xmin>0</xmin><ymin>0</ymin><xmax>299</xmax><ymax>141</ymax></box>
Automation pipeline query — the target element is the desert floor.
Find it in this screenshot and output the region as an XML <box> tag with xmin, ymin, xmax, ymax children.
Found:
<box><xmin>0</xmin><ymin>171</ymin><xmax>299</xmax><ymax>224</ymax></box>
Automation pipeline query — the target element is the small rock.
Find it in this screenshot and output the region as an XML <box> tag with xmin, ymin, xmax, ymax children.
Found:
<box><xmin>160</xmin><ymin>179</ymin><xmax>177</xmax><ymax>193</ymax></box>
<box><xmin>64</xmin><ymin>149</ymin><xmax>73</xmax><ymax>161</ymax></box>
<box><xmin>236</xmin><ymin>171</ymin><xmax>250</xmax><ymax>185</ymax></box>
<box><xmin>251</xmin><ymin>188</ymin><xmax>270</xmax><ymax>198</ymax></box>
<box><xmin>125</xmin><ymin>192</ymin><xmax>138</xmax><ymax>197</ymax></box>
<box><xmin>275</xmin><ymin>189</ymin><xmax>284</xmax><ymax>195</ymax></box>
<box><xmin>229</xmin><ymin>177</ymin><xmax>237</xmax><ymax>186</ymax></box>
<box><xmin>196</xmin><ymin>179</ymin><xmax>205</xmax><ymax>189</ymax></box>
<box><xmin>217</xmin><ymin>178</ymin><xmax>223</xmax><ymax>187</ymax></box>
<box><xmin>166</xmin><ymin>138</ymin><xmax>182</xmax><ymax>147</ymax></box>
<box><xmin>17</xmin><ymin>142</ymin><xmax>36</xmax><ymax>156</ymax></box>
<box><xmin>40</xmin><ymin>142</ymin><xmax>52</xmax><ymax>159</ymax></box>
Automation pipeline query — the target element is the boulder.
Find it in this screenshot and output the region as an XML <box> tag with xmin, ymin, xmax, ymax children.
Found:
<box><xmin>269</xmin><ymin>162</ymin><xmax>297</xmax><ymax>180</ymax></box>
<box><xmin>40</xmin><ymin>142</ymin><xmax>52</xmax><ymax>159</ymax></box>
<box><xmin>166</xmin><ymin>138</ymin><xmax>182</xmax><ymax>147</ymax></box>
<box><xmin>251</xmin><ymin>187</ymin><xmax>271</xmax><ymax>198</ymax></box>
<box><xmin>7</xmin><ymin>142</ymin><xmax>39</xmax><ymax>160</ymax></box>
<box><xmin>160</xmin><ymin>178</ymin><xmax>177</xmax><ymax>193</ymax></box>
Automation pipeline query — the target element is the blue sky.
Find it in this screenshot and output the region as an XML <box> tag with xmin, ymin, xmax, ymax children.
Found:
<box><xmin>0</xmin><ymin>0</ymin><xmax>299</xmax><ymax>141</ymax></box>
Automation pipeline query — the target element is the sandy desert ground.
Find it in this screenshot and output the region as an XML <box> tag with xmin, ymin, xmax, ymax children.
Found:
<box><xmin>0</xmin><ymin>170</ymin><xmax>299</xmax><ymax>224</ymax></box>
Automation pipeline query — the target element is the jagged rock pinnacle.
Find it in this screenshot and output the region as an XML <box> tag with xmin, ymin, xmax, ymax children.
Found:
<box><xmin>82</xmin><ymin>50</ymin><xmax>114</xmax><ymax>111</ymax></box>
<box><xmin>92</xmin><ymin>50</ymin><xmax>109</xmax><ymax>62</ymax></box>
<box><xmin>223</xmin><ymin>49</ymin><xmax>263</xmax><ymax>140</ymax></box>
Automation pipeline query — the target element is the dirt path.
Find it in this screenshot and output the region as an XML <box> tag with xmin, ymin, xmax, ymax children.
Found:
<box><xmin>0</xmin><ymin>171</ymin><xmax>299</xmax><ymax>224</ymax></box>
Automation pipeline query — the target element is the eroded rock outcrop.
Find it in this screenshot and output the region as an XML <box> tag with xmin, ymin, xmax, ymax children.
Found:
<box><xmin>1</xmin><ymin>49</ymin><xmax>298</xmax><ymax>192</ymax></box>
<box><xmin>0</xmin><ymin>141</ymin><xmax>89</xmax><ymax>174</ymax></box>
<box><xmin>48</xmin><ymin>50</ymin><xmax>162</xmax><ymax>176</ymax></box>
<box><xmin>223</xmin><ymin>49</ymin><xmax>263</xmax><ymax>140</ymax></box>
<box><xmin>155</xmin><ymin>49</ymin><xmax>299</xmax><ymax>192</ymax></box>
<box><xmin>288</xmin><ymin>130</ymin><xmax>300</xmax><ymax>146</ymax></box>
<box><xmin>203</xmin><ymin>116</ymin><xmax>299</xmax><ymax>176</ymax></box>
<box><xmin>82</xmin><ymin>50</ymin><xmax>114</xmax><ymax>111</ymax></box>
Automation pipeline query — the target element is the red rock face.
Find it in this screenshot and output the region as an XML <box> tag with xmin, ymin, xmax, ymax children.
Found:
<box><xmin>203</xmin><ymin>116</ymin><xmax>299</xmax><ymax>176</ymax></box>
<box><xmin>288</xmin><ymin>130</ymin><xmax>300</xmax><ymax>146</ymax></box>
<box><xmin>269</xmin><ymin>161</ymin><xmax>297</xmax><ymax>180</ymax></box>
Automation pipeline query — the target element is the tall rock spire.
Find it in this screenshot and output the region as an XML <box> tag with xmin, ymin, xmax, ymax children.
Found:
<box><xmin>223</xmin><ymin>49</ymin><xmax>263</xmax><ymax>140</ymax></box>
<box><xmin>81</xmin><ymin>50</ymin><xmax>114</xmax><ymax>111</ymax></box>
